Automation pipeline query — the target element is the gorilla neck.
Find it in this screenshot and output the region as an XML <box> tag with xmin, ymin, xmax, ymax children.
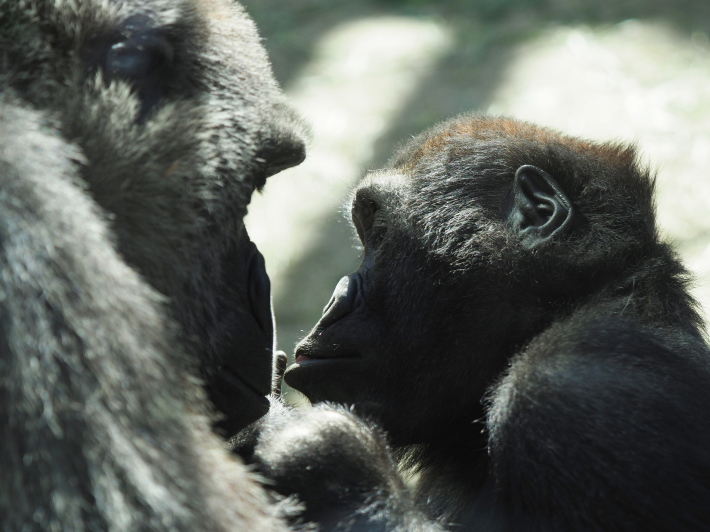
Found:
<box><xmin>395</xmin><ymin>423</ymin><xmax>490</xmax><ymax>522</ymax></box>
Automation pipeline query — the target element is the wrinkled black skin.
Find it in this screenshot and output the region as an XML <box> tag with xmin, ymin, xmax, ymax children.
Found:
<box><xmin>208</xmin><ymin>227</ymin><xmax>276</xmax><ymax>434</ymax></box>
<box><xmin>280</xmin><ymin>115</ymin><xmax>710</xmax><ymax>530</ymax></box>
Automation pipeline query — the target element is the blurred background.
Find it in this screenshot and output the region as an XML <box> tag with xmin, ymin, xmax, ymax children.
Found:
<box><xmin>241</xmin><ymin>0</ymin><xmax>710</xmax><ymax>400</ymax></box>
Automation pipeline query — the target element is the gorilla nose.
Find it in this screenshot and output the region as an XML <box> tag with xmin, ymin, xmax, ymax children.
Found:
<box><xmin>259</xmin><ymin>102</ymin><xmax>308</xmax><ymax>178</ymax></box>
<box><xmin>318</xmin><ymin>275</ymin><xmax>359</xmax><ymax>331</ymax></box>
<box><xmin>262</xmin><ymin>139</ymin><xmax>305</xmax><ymax>178</ymax></box>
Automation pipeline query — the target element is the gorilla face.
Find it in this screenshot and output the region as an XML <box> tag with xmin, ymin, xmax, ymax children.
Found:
<box><xmin>285</xmin><ymin>116</ymin><xmax>592</xmax><ymax>445</ymax></box>
<box><xmin>1</xmin><ymin>0</ymin><xmax>307</xmax><ymax>434</ymax></box>
<box><xmin>286</xmin><ymin>168</ymin><xmax>520</xmax><ymax>445</ymax></box>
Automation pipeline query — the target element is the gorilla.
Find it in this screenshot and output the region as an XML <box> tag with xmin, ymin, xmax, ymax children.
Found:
<box><xmin>250</xmin><ymin>115</ymin><xmax>710</xmax><ymax>531</ymax></box>
<box><xmin>0</xmin><ymin>0</ymin><xmax>308</xmax><ymax>529</ymax></box>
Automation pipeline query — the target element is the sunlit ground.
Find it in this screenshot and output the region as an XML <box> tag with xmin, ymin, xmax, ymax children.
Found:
<box><xmin>243</xmin><ymin>1</ymin><xmax>710</xmax><ymax>401</ymax></box>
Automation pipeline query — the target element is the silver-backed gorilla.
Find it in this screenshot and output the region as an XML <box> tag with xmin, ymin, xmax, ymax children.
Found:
<box><xmin>0</xmin><ymin>0</ymin><xmax>309</xmax><ymax>529</ymax></box>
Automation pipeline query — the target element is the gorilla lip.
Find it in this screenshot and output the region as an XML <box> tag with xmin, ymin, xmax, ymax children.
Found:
<box><xmin>294</xmin><ymin>353</ymin><xmax>361</xmax><ymax>366</ymax></box>
<box><xmin>294</xmin><ymin>338</ymin><xmax>361</xmax><ymax>365</ymax></box>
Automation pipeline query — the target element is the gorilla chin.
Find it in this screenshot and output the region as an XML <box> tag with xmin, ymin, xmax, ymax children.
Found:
<box><xmin>286</xmin><ymin>358</ymin><xmax>368</xmax><ymax>404</ymax></box>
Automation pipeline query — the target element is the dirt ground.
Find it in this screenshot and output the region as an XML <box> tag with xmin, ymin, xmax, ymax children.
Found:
<box><xmin>240</xmin><ymin>0</ymin><xmax>710</xmax><ymax>398</ymax></box>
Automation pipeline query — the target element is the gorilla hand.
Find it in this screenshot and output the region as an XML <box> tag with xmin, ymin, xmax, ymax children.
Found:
<box><xmin>250</xmin><ymin>405</ymin><xmax>443</xmax><ymax>532</ymax></box>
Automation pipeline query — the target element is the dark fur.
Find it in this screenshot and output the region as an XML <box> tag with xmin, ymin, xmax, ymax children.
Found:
<box><xmin>276</xmin><ymin>115</ymin><xmax>710</xmax><ymax>530</ymax></box>
<box><xmin>0</xmin><ymin>0</ymin><xmax>307</xmax><ymax>530</ymax></box>
<box><xmin>232</xmin><ymin>399</ymin><xmax>444</xmax><ymax>531</ymax></box>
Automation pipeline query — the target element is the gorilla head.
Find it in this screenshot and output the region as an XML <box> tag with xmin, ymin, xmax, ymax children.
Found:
<box><xmin>1</xmin><ymin>0</ymin><xmax>307</xmax><ymax>435</ymax></box>
<box><xmin>286</xmin><ymin>115</ymin><xmax>661</xmax><ymax>445</ymax></box>
<box><xmin>2</xmin><ymin>0</ymin><xmax>311</xmax><ymax>529</ymax></box>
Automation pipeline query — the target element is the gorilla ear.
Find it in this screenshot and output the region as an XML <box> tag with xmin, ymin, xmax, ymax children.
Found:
<box><xmin>507</xmin><ymin>165</ymin><xmax>575</xmax><ymax>249</ymax></box>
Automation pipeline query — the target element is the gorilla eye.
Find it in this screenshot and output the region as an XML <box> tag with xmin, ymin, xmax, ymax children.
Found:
<box><xmin>100</xmin><ymin>31</ymin><xmax>174</xmax><ymax>121</ymax></box>
<box><xmin>106</xmin><ymin>34</ymin><xmax>173</xmax><ymax>85</ymax></box>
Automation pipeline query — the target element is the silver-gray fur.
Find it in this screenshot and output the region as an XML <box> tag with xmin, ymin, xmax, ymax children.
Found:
<box><xmin>0</xmin><ymin>0</ymin><xmax>307</xmax><ymax>530</ymax></box>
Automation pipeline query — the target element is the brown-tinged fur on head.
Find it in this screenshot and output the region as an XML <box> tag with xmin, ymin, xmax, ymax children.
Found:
<box><xmin>388</xmin><ymin>115</ymin><xmax>664</xmax><ymax>299</ymax></box>
<box><xmin>387</xmin><ymin>116</ymin><xmax>701</xmax><ymax>339</ymax></box>
<box><xmin>394</xmin><ymin>115</ymin><xmax>637</xmax><ymax>172</ymax></box>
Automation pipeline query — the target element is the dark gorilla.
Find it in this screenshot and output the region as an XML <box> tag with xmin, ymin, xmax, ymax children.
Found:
<box><xmin>254</xmin><ymin>115</ymin><xmax>710</xmax><ymax>530</ymax></box>
<box><xmin>0</xmin><ymin>0</ymin><xmax>307</xmax><ymax>529</ymax></box>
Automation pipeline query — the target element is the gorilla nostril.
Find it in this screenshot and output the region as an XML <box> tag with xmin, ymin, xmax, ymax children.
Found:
<box><xmin>318</xmin><ymin>275</ymin><xmax>359</xmax><ymax>331</ymax></box>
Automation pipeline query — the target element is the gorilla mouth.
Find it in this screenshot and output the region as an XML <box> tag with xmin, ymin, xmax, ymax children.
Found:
<box><xmin>294</xmin><ymin>354</ymin><xmax>360</xmax><ymax>366</ymax></box>
<box><xmin>284</xmin><ymin>350</ymin><xmax>368</xmax><ymax>403</ymax></box>
<box><xmin>207</xmin><ymin>225</ymin><xmax>274</xmax><ymax>436</ymax></box>
<box><xmin>293</xmin><ymin>338</ymin><xmax>361</xmax><ymax>365</ymax></box>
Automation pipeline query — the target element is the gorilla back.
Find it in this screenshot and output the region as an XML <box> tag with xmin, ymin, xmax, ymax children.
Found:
<box><xmin>287</xmin><ymin>115</ymin><xmax>710</xmax><ymax>530</ymax></box>
<box><xmin>1</xmin><ymin>0</ymin><xmax>305</xmax><ymax>530</ymax></box>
